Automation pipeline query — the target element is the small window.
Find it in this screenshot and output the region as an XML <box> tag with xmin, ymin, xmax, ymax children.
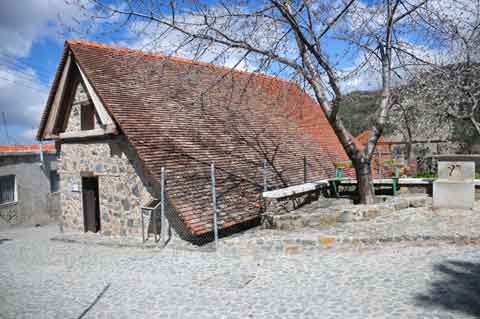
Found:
<box><xmin>81</xmin><ymin>103</ymin><xmax>95</xmax><ymax>130</ymax></box>
<box><xmin>50</xmin><ymin>171</ymin><xmax>60</xmax><ymax>193</ymax></box>
<box><xmin>0</xmin><ymin>175</ymin><xmax>15</xmax><ymax>204</ymax></box>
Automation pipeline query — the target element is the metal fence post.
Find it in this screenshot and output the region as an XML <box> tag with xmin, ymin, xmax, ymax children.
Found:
<box><xmin>153</xmin><ymin>208</ymin><xmax>158</xmax><ymax>243</ymax></box>
<box><xmin>141</xmin><ymin>208</ymin><xmax>145</xmax><ymax>243</ymax></box>
<box><xmin>210</xmin><ymin>163</ymin><xmax>219</xmax><ymax>249</ymax></box>
<box><xmin>303</xmin><ymin>156</ymin><xmax>308</xmax><ymax>183</ymax></box>
<box><xmin>378</xmin><ymin>152</ymin><xmax>382</xmax><ymax>178</ymax></box>
<box><xmin>160</xmin><ymin>167</ymin><xmax>166</xmax><ymax>245</ymax></box>
<box><xmin>262</xmin><ymin>159</ymin><xmax>268</xmax><ymax>192</ymax></box>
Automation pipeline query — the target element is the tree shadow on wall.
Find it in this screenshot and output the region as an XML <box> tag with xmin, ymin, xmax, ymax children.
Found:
<box><xmin>415</xmin><ymin>260</ymin><xmax>480</xmax><ymax>317</ymax></box>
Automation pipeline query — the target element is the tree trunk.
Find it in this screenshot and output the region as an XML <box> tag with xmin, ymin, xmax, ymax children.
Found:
<box><xmin>405</xmin><ymin>141</ymin><xmax>412</xmax><ymax>162</ymax></box>
<box><xmin>354</xmin><ymin>157</ymin><xmax>376</xmax><ymax>204</ymax></box>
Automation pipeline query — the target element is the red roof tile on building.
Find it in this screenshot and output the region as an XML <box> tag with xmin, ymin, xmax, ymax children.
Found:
<box><xmin>38</xmin><ymin>40</ymin><xmax>350</xmax><ymax>237</ymax></box>
<box><xmin>0</xmin><ymin>144</ymin><xmax>55</xmax><ymax>153</ymax></box>
<box><xmin>355</xmin><ymin>130</ymin><xmax>395</xmax><ymax>178</ymax></box>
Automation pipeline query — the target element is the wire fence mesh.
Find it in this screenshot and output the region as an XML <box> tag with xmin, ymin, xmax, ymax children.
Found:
<box><xmin>138</xmin><ymin>154</ymin><xmax>327</xmax><ymax>246</ymax></box>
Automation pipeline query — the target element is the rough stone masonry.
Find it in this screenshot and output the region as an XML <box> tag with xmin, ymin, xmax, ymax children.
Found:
<box><xmin>59</xmin><ymin>83</ymin><xmax>157</xmax><ymax>237</ymax></box>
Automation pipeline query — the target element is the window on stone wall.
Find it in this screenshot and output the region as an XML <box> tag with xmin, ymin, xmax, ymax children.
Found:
<box><xmin>0</xmin><ymin>175</ymin><xmax>16</xmax><ymax>204</ymax></box>
<box><xmin>50</xmin><ymin>171</ymin><xmax>60</xmax><ymax>193</ymax></box>
<box><xmin>81</xmin><ymin>103</ymin><xmax>95</xmax><ymax>130</ymax></box>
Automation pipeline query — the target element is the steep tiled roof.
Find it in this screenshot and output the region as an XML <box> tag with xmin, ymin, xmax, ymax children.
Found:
<box><xmin>355</xmin><ymin>130</ymin><xmax>394</xmax><ymax>152</ymax></box>
<box><xmin>38</xmin><ymin>40</ymin><xmax>349</xmax><ymax>236</ymax></box>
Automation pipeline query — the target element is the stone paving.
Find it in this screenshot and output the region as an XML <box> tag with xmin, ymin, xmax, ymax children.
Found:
<box><xmin>222</xmin><ymin>200</ymin><xmax>480</xmax><ymax>254</ymax></box>
<box><xmin>2</xmin><ymin>225</ymin><xmax>480</xmax><ymax>318</ymax></box>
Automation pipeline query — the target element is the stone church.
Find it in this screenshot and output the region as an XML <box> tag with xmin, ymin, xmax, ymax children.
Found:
<box><xmin>37</xmin><ymin>40</ymin><xmax>349</xmax><ymax>242</ymax></box>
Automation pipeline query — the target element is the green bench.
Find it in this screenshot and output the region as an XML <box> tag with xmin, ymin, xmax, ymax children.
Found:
<box><xmin>330</xmin><ymin>160</ymin><xmax>401</xmax><ymax>197</ymax></box>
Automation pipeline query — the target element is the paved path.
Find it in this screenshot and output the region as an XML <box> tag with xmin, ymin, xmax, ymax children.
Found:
<box><xmin>220</xmin><ymin>203</ymin><xmax>480</xmax><ymax>255</ymax></box>
<box><xmin>2</xmin><ymin>225</ymin><xmax>480</xmax><ymax>318</ymax></box>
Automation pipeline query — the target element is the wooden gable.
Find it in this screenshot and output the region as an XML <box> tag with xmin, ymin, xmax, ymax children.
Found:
<box><xmin>40</xmin><ymin>50</ymin><xmax>117</xmax><ymax>140</ymax></box>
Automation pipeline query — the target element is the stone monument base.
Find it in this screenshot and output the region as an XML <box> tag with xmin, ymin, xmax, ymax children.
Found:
<box><xmin>433</xmin><ymin>180</ymin><xmax>475</xmax><ymax>210</ymax></box>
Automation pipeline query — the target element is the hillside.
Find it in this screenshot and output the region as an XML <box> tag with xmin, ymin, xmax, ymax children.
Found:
<box><xmin>338</xmin><ymin>90</ymin><xmax>381</xmax><ymax>136</ymax></box>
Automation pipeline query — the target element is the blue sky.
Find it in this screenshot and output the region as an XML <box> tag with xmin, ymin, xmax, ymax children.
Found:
<box><xmin>0</xmin><ymin>0</ymin><xmax>389</xmax><ymax>145</ymax></box>
<box><xmin>0</xmin><ymin>1</ymin><xmax>74</xmax><ymax>144</ymax></box>
<box><xmin>0</xmin><ymin>0</ymin><xmax>449</xmax><ymax>145</ymax></box>
<box><xmin>0</xmin><ymin>1</ymin><xmax>133</xmax><ymax>145</ymax></box>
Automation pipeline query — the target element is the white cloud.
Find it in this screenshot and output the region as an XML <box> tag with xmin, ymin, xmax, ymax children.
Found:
<box><xmin>111</xmin><ymin>6</ymin><xmax>291</xmax><ymax>73</ymax></box>
<box><xmin>0</xmin><ymin>65</ymin><xmax>48</xmax><ymax>142</ymax></box>
<box><xmin>0</xmin><ymin>0</ymin><xmax>90</xmax><ymax>57</ymax></box>
<box><xmin>0</xmin><ymin>0</ymin><xmax>91</xmax><ymax>143</ymax></box>
<box><xmin>18</xmin><ymin>128</ymin><xmax>38</xmax><ymax>141</ymax></box>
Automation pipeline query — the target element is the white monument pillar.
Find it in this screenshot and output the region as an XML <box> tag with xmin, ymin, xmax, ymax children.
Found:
<box><xmin>433</xmin><ymin>161</ymin><xmax>475</xmax><ymax>210</ymax></box>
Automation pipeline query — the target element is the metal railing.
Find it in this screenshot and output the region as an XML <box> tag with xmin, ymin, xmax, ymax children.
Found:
<box><xmin>141</xmin><ymin>167</ymin><xmax>166</xmax><ymax>244</ymax></box>
<box><xmin>138</xmin><ymin>159</ymin><xmax>316</xmax><ymax>248</ymax></box>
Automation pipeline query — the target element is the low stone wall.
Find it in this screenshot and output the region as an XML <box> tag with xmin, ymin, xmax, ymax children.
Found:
<box><xmin>265</xmin><ymin>195</ymin><xmax>432</xmax><ymax>231</ymax></box>
<box><xmin>264</xmin><ymin>189</ymin><xmax>322</xmax><ymax>215</ymax></box>
<box><xmin>0</xmin><ymin>202</ymin><xmax>19</xmax><ymax>224</ymax></box>
<box><xmin>399</xmin><ymin>182</ymin><xmax>480</xmax><ymax>200</ymax></box>
<box><xmin>398</xmin><ymin>184</ymin><xmax>432</xmax><ymax>196</ymax></box>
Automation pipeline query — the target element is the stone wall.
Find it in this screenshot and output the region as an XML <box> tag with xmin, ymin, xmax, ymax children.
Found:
<box><xmin>263</xmin><ymin>189</ymin><xmax>325</xmax><ymax>217</ymax></box>
<box><xmin>0</xmin><ymin>203</ymin><xmax>18</xmax><ymax>224</ymax></box>
<box><xmin>59</xmin><ymin>137</ymin><xmax>158</xmax><ymax>237</ymax></box>
<box><xmin>399</xmin><ymin>182</ymin><xmax>480</xmax><ymax>200</ymax></box>
<box><xmin>266</xmin><ymin>195</ymin><xmax>431</xmax><ymax>231</ymax></box>
<box><xmin>58</xmin><ymin>78</ymin><xmax>175</xmax><ymax>238</ymax></box>
<box><xmin>65</xmin><ymin>83</ymin><xmax>101</xmax><ymax>132</ymax></box>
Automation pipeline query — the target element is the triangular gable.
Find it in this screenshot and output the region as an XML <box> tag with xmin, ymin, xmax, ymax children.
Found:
<box><xmin>39</xmin><ymin>49</ymin><xmax>117</xmax><ymax>140</ymax></box>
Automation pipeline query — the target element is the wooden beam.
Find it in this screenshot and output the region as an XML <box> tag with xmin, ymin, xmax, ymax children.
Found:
<box><xmin>58</xmin><ymin>125</ymin><xmax>118</xmax><ymax>140</ymax></box>
<box><xmin>76</xmin><ymin>62</ymin><xmax>114</xmax><ymax>126</ymax></box>
<box><xmin>44</xmin><ymin>53</ymin><xmax>72</xmax><ymax>136</ymax></box>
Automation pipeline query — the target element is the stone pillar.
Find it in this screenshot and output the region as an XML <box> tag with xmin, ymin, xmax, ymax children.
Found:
<box><xmin>433</xmin><ymin>161</ymin><xmax>475</xmax><ymax>209</ymax></box>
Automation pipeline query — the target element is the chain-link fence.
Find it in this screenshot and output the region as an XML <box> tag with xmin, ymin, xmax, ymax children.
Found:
<box><xmin>139</xmin><ymin>154</ymin><xmax>328</xmax><ymax>247</ymax></box>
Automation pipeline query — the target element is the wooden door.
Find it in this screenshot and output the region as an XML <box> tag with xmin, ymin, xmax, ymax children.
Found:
<box><xmin>82</xmin><ymin>177</ymin><xmax>100</xmax><ymax>233</ymax></box>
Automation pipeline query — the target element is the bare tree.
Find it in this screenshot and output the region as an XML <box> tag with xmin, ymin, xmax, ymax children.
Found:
<box><xmin>392</xmin><ymin>63</ymin><xmax>480</xmax><ymax>154</ymax></box>
<box><xmin>389</xmin><ymin>0</ymin><xmax>480</xmax><ymax>155</ymax></box>
<box><xmin>71</xmin><ymin>0</ymin><xmax>434</xmax><ymax>204</ymax></box>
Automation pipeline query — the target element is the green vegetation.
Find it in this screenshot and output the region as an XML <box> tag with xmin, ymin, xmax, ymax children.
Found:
<box><xmin>338</xmin><ymin>90</ymin><xmax>395</xmax><ymax>136</ymax></box>
<box><xmin>338</xmin><ymin>91</ymin><xmax>380</xmax><ymax>136</ymax></box>
<box><xmin>416</xmin><ymin>171</ymin><xmax>436</xmax><ymax>179</ymax></box>
<box><xmin>417</xmin><ymin>171</ymin><xmax>480</xmax><ymax>179</ymax></box>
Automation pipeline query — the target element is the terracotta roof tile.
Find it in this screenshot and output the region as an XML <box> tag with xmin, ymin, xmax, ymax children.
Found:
<box><xmin>0</xmin><ymin>144</ymin><xmax>55</xmax><ymax>153</ymax></box>
<box><xmin>38</xmin><ymin>40</ymin><xmax>349</xmax><ymax>236</ymax></box>
<box><xmin>355</xmin><ymin>130</ymin><xmax>394</xmax><ymax>178</ymax></box>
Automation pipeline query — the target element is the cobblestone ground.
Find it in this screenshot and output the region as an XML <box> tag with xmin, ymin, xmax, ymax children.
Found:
<box><xmin>2</xmin><ymin>225</ymin><xmax>480</xmax><ymax>319</ymax></box>
<box><xmin>224</xmin><ymin>202</ymin><xmax>480</xmax><ymax>249</ymax></box>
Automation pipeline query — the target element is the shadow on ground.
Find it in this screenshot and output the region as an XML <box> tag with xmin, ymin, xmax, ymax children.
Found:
<box><xmin>416</xmin><ymin>260</ymin><xmax>480</xmax><ymax>317</ymax></box>
<box><xmin>0</xmin><ymin>238</ymin><xmax>11</xmax><ymax>244</ymax></box>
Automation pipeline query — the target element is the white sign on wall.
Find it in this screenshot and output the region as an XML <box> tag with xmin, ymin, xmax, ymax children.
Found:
<box><xmin>437</xmin><ymin>161</ymin><xmax>475</xmax><ymax>182</ymax></box>
<box><xmin>68</xmin><ymin>178</ymin><xmax>80</xmax><ymax>193</ymax></box>
<box><xmin>434</xmin><ymin>161</ymin><xmax>475</xmax><ymax>209</ymax></box>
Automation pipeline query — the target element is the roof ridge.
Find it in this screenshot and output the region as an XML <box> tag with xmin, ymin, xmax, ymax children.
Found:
<box><xmin>66</xmin><ymin>39</ymin><xmax>295</xmax><ymax>85</ymax></box>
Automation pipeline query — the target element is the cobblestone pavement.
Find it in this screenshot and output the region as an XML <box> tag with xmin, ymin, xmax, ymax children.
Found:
<box><xmin>2</xmin><ymin>225</ymin><xmax>480</xmax><ymax>319</ymax></box>
<box><xmin>321</xmin><ymin>204</ymin><xmax>480</xmax><ymax>241</ymax></box>
<box><xmin>222</xmin><ymin>202</ymin><xmax>480</xmax><ymax>251</ymax></box>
